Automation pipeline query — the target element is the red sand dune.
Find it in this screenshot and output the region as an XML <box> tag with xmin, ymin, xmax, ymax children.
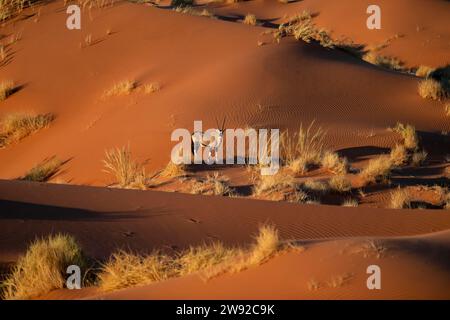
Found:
<box><xmin>0</xmin><ymin>1</ymin><xmax>448</xmax><ymax>185</ymax></box>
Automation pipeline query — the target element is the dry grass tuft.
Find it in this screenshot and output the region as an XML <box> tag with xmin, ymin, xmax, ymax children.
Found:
<box><xmin>445</xmin><ymin>103</ymin><xmax>450</xmax><ymax>117</ymax></box>
<box><xmin>1</xmin><ymin>234</ymin><xmax>86</xmax><ymax>300</ymax></box>
<box><xmin>411</xmin><ymin>150</ymin><xmax>427</xmax><ymax>166</ymax></box>
<box><xmin>281</xmin><ymin>121</ymin><xmax>326</xmax><ymax>174</ymax></box>
<box><xmin>160</xmin><ymin>161</ymin><xmax>187</xmax><ymax>178</ymax></box>
<box><xmin>103</xmin><ymin>80</ymin><xmax>136</xmax><ymax>97</ymax></box>
<box><xmin>321</xmin><ymin>151</ymin><xmax>348</xmax><ymax>174</ymax></box>
<box><xmin>0</xmin><ymin>80</ymin><xmax>15</xmax><ymax>100</ymax></box>
<box><xmin>99</xmin><ymin>225</ymin><xmax>283</xmax><ymax>291</ymax></box>
<box><xmin>243</xmin><ymin>13</ymin><xmax>257</xmax><ymax>26</ymax></box>
<box><xmin>103</xmin><ymin>145</ymin><xmax>148</xmax><ymax>189</ymax></box>
<box><xmin>359</xmin><ymin>156</ymin><xmax>393</xmax><ymax>185</ymax></box>
<box><xmin>274</xmin><ymin>11</ymin><xmax>335</xmax><ymax>48</ymax></box>
<box><xmin>98</xmin><ymin>250</ymin><xmax>174</xmax><ymax>292</ymax></box>
<box><xmin>416</xmin><ymin>65</ymin><xmax>435</xmax><ymax>78</ymax></box>
<box><xmin>418</xmin><ymin>78</ymin><xmax>448</xmax><ymax>100</ymax></box>
<box><xmin>392</xmin><ymin>123</ymin><xmax>418</xmax><ymax>150</ymax></box>
<box><xmin>303</xmin><ymin>179</ymin><xmax>328</xmax><ymax>194</ymax></box>
<box><xmin>22</xmin><ymin>158</ymin><xmax>63</xmax><ymax>182</ymax></box>
<box><xmin>363</xmin><ymin>52</ymin><xmax>405</xmax><ymax>71</ymax></box>
<box><xmin>389</xmin><ymin>144</ymin><xmax>408</xmax><ymax>167</ymax></box>
<box><xmin>328</xmin><ymin>174</ymin><xmax>352</xmax><ymax>193</ymax></box>
<box><xmin>143</xmin><ymin>82</ymin><xmax>160</xmax><ymax>94</ymax></box>
<box><xmin>389</xmin><ymin>187</ymin><xmax>411</xmax><ymax>209</ymax></box>
<box><xmin>253</xmin><ymin>171</ymin><xmax>295</xmax><ymax>196</ymax></box>
<box><xmin>0</xmin><ymin>112</ymin><xmax>54</xmax><ymax>148</ymax></box>
<box><xmin>342</xmin><ymin>198</ymin><xmax>358</xmax><ymax>207</ymax></box>
<box><xmin>190</xmin><ymin>172</ymin><xmax>232</xmax><ymax>196</ymax></box>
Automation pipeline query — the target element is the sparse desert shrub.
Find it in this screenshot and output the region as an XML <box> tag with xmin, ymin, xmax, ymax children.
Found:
<box><xmin>281</xmin><ymin>122</ymin><xmax>326</xmax><ymax>174</ymax></box>
<box><xmin>1</xmin><ymin>234</ymin><xmax>86</xmax><ymax>300</ymax></box>
<box><xmin>389</xmin><ymin>187</ymin><xmax>411</xmax><ymax>209</ymax></box>
<box><xmin>160</xmin><ymin>161</ymin><xmax>187</xmax><ymax>178</ymax></box>
<box><xmin>22</xmin><ymin>158</ymin><xmax>63</xmax><ymax>182</ymax></box>
<box><xmin>0</xmin><ymin>112</ymin><xmax>54</xmax><ymax>148</ymax></box>
<box><xmin>389</xmin><ymin>144</ymin><xmax>408</xmax><ymax>167</ymax></box>
<box><xmin>359</xmin><ymin>156</ymin><xmax>393</xmax><ymax>185</ymax></box>
<box><xmin>342</xmin><ymin>198</ymin><xmax>358</xmax><ymax>207</ymax></box>
<box><xmin>321</xmin><ymin>151</ymin><xmax>348</xmax><ymax>174</ymax></box>
<box><xmin>411</xmin><ymin>150</ymin><xmax>427</xmax><ymax>166</ymax></box>
<box><xmin>416</xmin><ymin>65</ymin><xmax>435</xmax><ymax>78</ymax></box>
<box><xmin>0</xmin><ymin>80</ymin><xmax>15</xmax><ymax>100</ymax></box>
<box><xmin>328</xmin><ymin>174</ymin><xmax>352</xmax><ymax>193</ymax></box>
<box><xmin>243</xmin><ymin>14</ymin><xmax>257</xmax><ymax>26</ymax></box>
<box><xmin>392</xmin><ymin>123</ymin><xmax>418</xmax><ymax>150</ymax></box>
<box><xmin>445</xmin><ymin>103</ymin><xmax>450</xmax><ymax>117</ymax></box>
<box><xmin>103</xmin><ymin>145</ymin><xmax>148</xmax><ymax>189</ymax></box>
<box><xmin>103</xmin><ymin>80</ymin><xmax>136</xmax><ymax>98</ymax></box>
<box><xmin>418</xmin><ymin>78</ymin><xmax>448</xmax><ymax>100</ymax></box>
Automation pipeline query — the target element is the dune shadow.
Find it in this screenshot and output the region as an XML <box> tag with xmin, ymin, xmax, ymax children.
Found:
<box><xmin>337</xmin><ymin>146</ymin><xmax>390</xmax><ymax>162</ymax></box>
<box><xmin>0</xmin><ymin>199</ymin><xmax>170</xmax><ymax>221</ymax></box>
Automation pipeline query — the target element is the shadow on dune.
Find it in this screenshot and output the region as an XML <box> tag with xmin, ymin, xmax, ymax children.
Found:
<box><xmin>0</xmin><ymin>199</ymin><xmax>171</xmax><ymax>221</ymax></box>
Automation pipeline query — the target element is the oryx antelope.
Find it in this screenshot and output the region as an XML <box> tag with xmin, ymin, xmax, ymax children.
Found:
<box><xmin>191</xmin><ymin>116</ymin><xmax>226</xmax><ymax>163</ymax></box>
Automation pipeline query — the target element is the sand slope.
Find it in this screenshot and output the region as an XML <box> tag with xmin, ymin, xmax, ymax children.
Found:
<box><xmin>1</xmin><ymin>180</ymin><xmax>449</xmax><ymax>300</ymax></box>
<box><xmin>0</xmin><ymin>1</ymin><xmax>448</xmax><ymax>185</ymax></box>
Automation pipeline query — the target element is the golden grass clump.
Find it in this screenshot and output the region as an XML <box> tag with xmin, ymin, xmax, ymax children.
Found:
<box><xmin>174</xmin><ymin>6</ymin><xmax>214</xmax><ymax>18</ymax></box>
<box><xmin>177</xmin><ymin>243</ymin><xmax>240</xmax><ymax>277</ymax></box>
<box><xmin>190</xmin><ymin>172</ymin><xmax>232</xmax><ymax>196</ymax></box>
<box><xmin>0</xmin><ymin>0</ymin><xmax>29</xmax><ymax>21</ymax></box>
<box><xmin>321</xmin><ymin>151</ymin><xmax>348</xmax><ymax>174</ymax></box>
<box><xmin>160</xmin><ymin>161</ymin><xmax>187</xmax><ymax>178</ymax></box>
<box><xmin>281</xmin><ymin>121</ymin><xmax>326</xmax><ymax>174</ymax></box>
<box><xmin>389</xmin><ymin>144</ymin><xmax>408</xmax><ymax>167</ymax></box>
<box><xmin>1</xmin><ymin>234</ymin><xmax>86</xmax><ymax>300</ymax></box>
<box><xmin>303</xmin><ymin>179</ymin><xmax>328</xmax><ymax>194</ymax></box>
<box><xmin>143</xmin><ymin>82</ymin><xmax>160</xmax><ymax>94</ymax></box>
<box><xmin>253</xmin><ymin>171</ymin><xmax>295</xmax><ymax>196</ymax></box>
<box><xmin>411</xmin><ymin>150</ymin><xmax>427</xmax><ymax>166</ymax></box>
<box><xmin>243</xmin><ymin>13</ymin><xmax>257</xmax><ymax>26</ymax></box>
<box><xmin>0</xmin><ymin>112</ymin><xmax>54</xmax><ymax>148</ymax></box>
<box><xmin>22</xmin><ymin>158</ymin><xmax>63</xmax><ymax>182</ymax></box>
<box><xmin>0</xmin><ymin>80</ymin><xmax>15</xmax><ymax>100</ymax></box>
<box><xmin>103</xmin><ymin>80</ymin><xmax>136</xmax><ymax>97</ymax></box>
<box><xmin>392</xmin><ymin>123</ymin><xmax>418</xmax><ymax>150</ymax></box>
<box><xmin>98</xmin><ymin>250</ymin><xmax>174</xmax><ymax>292</ymax></box>
<box><xmin>416</xmin><ymin>65</ymin><xmax>435</xmax><ymax>78</ymax></box>
<box><xmin>445</xmin><ymin>103</ymin><xmax>450</xmax><ymax>117</ymax></box>
<box><xmin>328</xmin><ymin>174</ymin><xmax>352</xmax><ymax>193</ymax></box>
<box><xmin>342</xmin><ymin>198</ymin><xmax>358</xmax><ymax>207</ymax></box>
<box><xmin>103</xmin><ymin>145</ymin><xmax>148</xmax><ymax>189</ymax></box>
<box><xmin>418</xmin><ymin>78</ymin><xmax>448</xmax><ymax>100</ymax></box>
<box><xmin>99</xmin><ymin>225</ymin><xmax>283</xmax><ymax>291</ymax></box>
<box><xmin>359</xmin><ymin>156</ymin><xmax>393</xmax><ymax>185</ymax></box>
<box><xmin>363</xmin><ymin>52</ymin><xmax>405</xmax><ymax>71</ymax></box>
<box><xmin>389</xmin><ymin>187</ymin><xmax>411</xmax><ymax>209</ymax></box>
